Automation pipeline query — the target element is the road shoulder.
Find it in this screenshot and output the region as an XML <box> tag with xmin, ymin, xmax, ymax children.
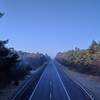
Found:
<box><xmin>63</xmin><ymin>66</ymin><xmax>100</xmax><ymax>100</ymax></box>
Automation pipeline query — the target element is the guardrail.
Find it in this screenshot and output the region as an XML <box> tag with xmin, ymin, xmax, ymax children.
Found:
<box><xmin>55</xmin><ymin>61</ymin><xmax>95</xmax><ymax>100</ymax></box>
<box><xmin>9</xmin><ymin>63</ymin><xmax>48</xmax><ymax>100</ymax></box>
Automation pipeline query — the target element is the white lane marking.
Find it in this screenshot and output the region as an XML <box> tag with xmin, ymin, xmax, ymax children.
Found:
<box><xmin>57</xmin><ymin>62</ymin><xmax>95</xmax><ymax>100</ymax></box>
<box><xmin>29</xmin><ymin>66</ymin><xmax>48</xmax><ymax>100</ymax></box>
<box><xmin>73</xmin><ymin>81</ymin><xmax>95</xmax><ymax>100</ymax></box>
<box><xmin>11</xmin><ymin>75</ymin><xmax>34</xmax><ymax>100</ymax></box>
<box><xmin>53</xmin><ymin>63</ymin><xmax>71</xmax><ymax>100</ymax></box>
<box><xmin>50</xmin><ymin>81</ymin><xmax>52</xmax><ymax>100</ymax></box>
<box><xmin>50</xmin><ymin>92</ymin><xmax>52</xmax><ymax>100</ymax></box>
<box><xmin>12</xmin><ymin>64</ymin><xmax>46</xmax><ymax>100</ymax></box>
<box><xmin>56</xmin><ymin>61</ymin><xmax>95</xmax><ymax>100</ymax></box>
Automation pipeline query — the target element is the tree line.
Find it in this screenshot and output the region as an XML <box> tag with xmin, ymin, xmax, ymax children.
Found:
<box><xmin>0</xmin><ymin>40</ymin><xmax>32</xmax><ymax>87</ymax></box>
<box><xmin>56</xmin><ymin>40</ymin><xmax>100</xmax><ymax>77</ymax></box>
<box><xmin>0</xmin><ymin>12</ymin><xmax>48</xmax><ymax>87</ymax></box>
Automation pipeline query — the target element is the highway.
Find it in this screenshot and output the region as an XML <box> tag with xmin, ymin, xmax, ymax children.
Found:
<box><xmin>29</xmin><ymin>60</ymin><xmax>94</xmax><ymax>100</ymax></box>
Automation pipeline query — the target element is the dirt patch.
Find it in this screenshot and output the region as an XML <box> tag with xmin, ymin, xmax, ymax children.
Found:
<box><xmin>63</xmin><ymin>66</ymin><xmax>100</xmax><ymax>100</ymax></box>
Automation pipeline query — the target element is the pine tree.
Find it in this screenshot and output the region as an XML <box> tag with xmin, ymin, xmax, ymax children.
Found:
<box><xmin>89</xmin><ymin>40</ymin><xmax>98</xmax><ymax>54</ymax></box>
<box><xmin>0</xmin><ymin>12</ymin><xmax>4</xmax><ymax>18</ymax></box>
<box><xmin>0</xmin><ymin>40</ymin><xmax>20</xmax><ymax>86</ymax></box>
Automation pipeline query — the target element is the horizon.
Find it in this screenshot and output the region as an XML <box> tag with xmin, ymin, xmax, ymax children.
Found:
<box><xmin>0</xmin><ymin>0</ymin><xmax>100</xmax><ymax>57</ymax></box>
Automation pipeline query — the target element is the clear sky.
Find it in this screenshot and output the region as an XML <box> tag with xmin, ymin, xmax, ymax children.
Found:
<box><xmin>0</xmin><ymin>0</ymin><xmax>100</xmax><ymax>57</ymax></box>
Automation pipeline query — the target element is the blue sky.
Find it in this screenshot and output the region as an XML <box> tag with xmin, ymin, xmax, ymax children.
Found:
<box><xmin>0</xmin><ymin>0</ymin><xmax>100</xmax><ymax>56</ymax></box>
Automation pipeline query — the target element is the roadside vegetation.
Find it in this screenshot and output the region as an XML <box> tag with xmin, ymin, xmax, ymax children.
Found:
<box><xmin>56</xmin><ymin>40</ymin><xmax>100</xmax><ymax>77</ymax></box>
<box><xmin>18</xmin><ymin>51</ymin><xmax>48</xmax><ymax>70</ymax></box>
<box><xmin>0</xmin><ymin>12</ymin><xmax>48</xmax><ymax>88</ymax></box>
<box><xmin>0</xmin><ymin>40</ymin><xmax>48</xmax><ymax>88</ymax></box>
<box><xmin>0</xmin><ymin>40</ymin><xmax>21</xmax><ymax>87</ymax></box>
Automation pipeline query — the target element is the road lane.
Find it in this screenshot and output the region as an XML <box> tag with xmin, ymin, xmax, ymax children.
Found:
<box><xmin>29</xmin><ymin>61</ymin><xmax>70</xmax><ymax>100</ymax></box>
<box><xmin>29</xmin><ymin>64</ymin><xmax>51</xmax><ymax>100</ymax></box>
<box><xmin>55</xmin><ymin>61</ymin><xmax>94</xmax><ymax>100</ymax></box>
<box><xmin>29</xmin><ymin>60</ymin><xmax>94</xmax><ymax>100</ymax></box>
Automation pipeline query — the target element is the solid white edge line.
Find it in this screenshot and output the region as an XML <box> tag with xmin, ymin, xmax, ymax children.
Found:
<box><xmin>11</xmin><ymin>64</ymin><xmax>46</xmax><ymax>100</ymax></box>
<box><xmin>11</xmin><ymin>75</ymin><xmax>34</xmax><ymax>100</ymax></box>
<box><xmin>73</xmin><ymin>80</ymin><xmax>94</xmax><ymax>100</ymax></box>
<box><xmin>29</xmin><ymin>65</ymin><xmax>48</xmax><ymax>100</ymax></box>
<box><xmin>53</xmin><ymin>63</ymin><xmax>71</xmax><ymax>100</ymax></box>
<box><xmin>56</xmin><ymin>61</ymin><xmax>95</xmax><ymax>100</ymax></box>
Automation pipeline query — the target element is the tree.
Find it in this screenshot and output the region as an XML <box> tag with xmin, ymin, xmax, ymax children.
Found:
<box><xmin>0</xmin><ymin>40</ymin><xmax>20</xmax><ymax>86</ymax></box>
<box><xmin>0</xmin><ymin>12</ymin><xmax>4</xmax><ymax>18</ymax></box>
<box><xmin>89</xmin><ymin>40</ymin><xmax>98</xmax><ymax>54</ymax></box>
<box><xmin>0</xmin><ymin>12</ymin><xmax>32</xmax><ymax>87</ymax></box>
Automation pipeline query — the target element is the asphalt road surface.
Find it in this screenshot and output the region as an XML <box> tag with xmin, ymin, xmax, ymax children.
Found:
<box><xmin>29</xmin><ymin>60</ymin><xmax>94</xmax><ymax>100</ymax></box>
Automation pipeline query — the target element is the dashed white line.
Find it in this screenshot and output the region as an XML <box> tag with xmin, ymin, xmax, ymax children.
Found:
<box><xmin>50</xmin><ymin>92</ymin><xmax>52</xmax><ymax>100</ymax></box>
<box><xmin>50</xmin><ymin>81</ymin><xmax>52</xmax><ymax>100</ymax></box>
<box><xmin>53</xmin><ymin>63</ymin><xmax>71</xmax><ymax>100</ymax></box>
